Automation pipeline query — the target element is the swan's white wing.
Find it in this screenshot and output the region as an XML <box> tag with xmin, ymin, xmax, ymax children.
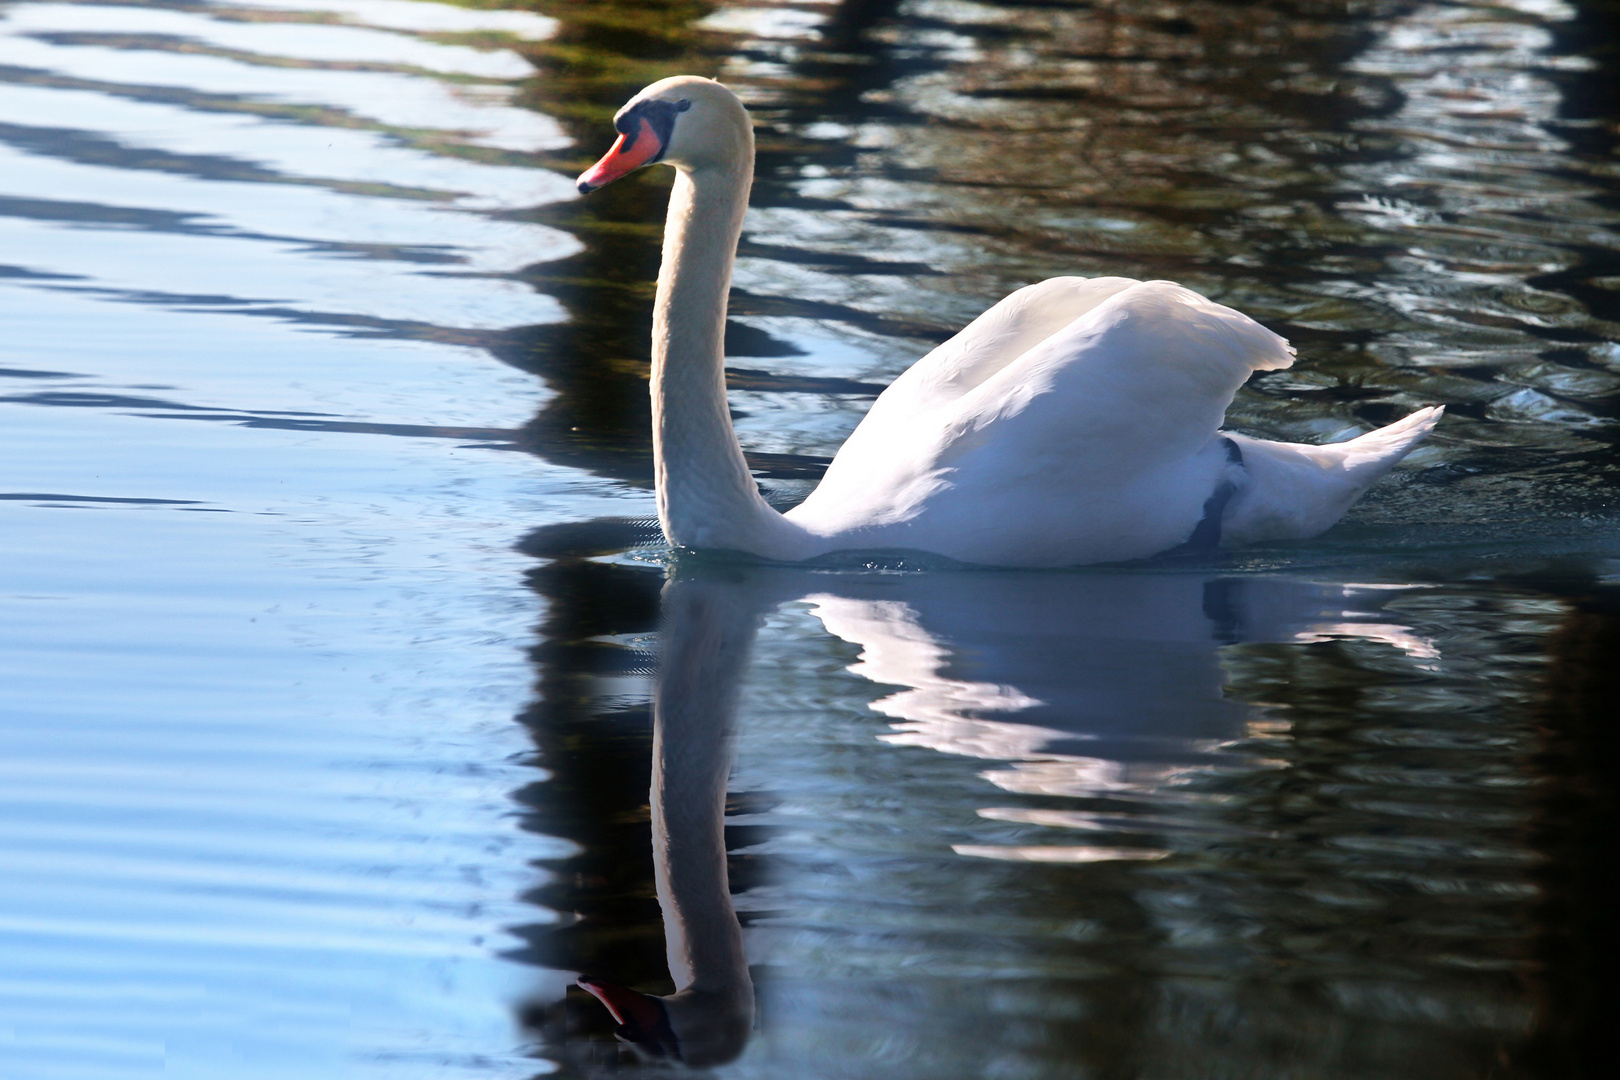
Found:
<box><xmin>942</xmin><ymin>280</ymin><xmax>1295</xmax><ymax>473</ymax></box>
<box><xmin>791</xmin><ymin>281</ymin><xmax>1298</xmax><ymax>562</ymax></box>
<box><xmin>881</xmin><ymin>276</ymin><xmax>1144</xmax><ymax>408</ymax></box>
<box><xmin>785</xmin><ymin>276</ymin><xmax>1135</xmax><ymax>536</ymax></box>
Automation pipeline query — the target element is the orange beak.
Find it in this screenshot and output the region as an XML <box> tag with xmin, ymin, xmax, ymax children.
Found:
<box><xmin>577</xmin><ymin>118</ymin><xmax>664</xmax><ymax>194</ymax></box>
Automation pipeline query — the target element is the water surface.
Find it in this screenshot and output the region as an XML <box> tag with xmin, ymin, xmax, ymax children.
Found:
<box><xmin>2</xmin><ymin>0</ymin><xmax>1619</xmax><ymax>1077</ymax></box>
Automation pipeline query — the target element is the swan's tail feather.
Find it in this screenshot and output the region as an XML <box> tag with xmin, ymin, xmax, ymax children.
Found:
<box><xmin>1223</xmin><ymin>406</ymin><xmax>1443</xmax><ymax>545</ymax></box>
<box><xmin>1332</xmin><ymin>405</ymin><xmax>1444</xmax><ymax>480</ymax></box>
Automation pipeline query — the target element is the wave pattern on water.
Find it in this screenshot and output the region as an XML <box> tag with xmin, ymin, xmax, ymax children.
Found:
<box><xmin>0</xmin><ymin>2</ymin><xmax>586</xmax><ymax>1077</ymax></box>
<box><xmin>6</xmin><ymin>0</ymin><xmax>1620</xmax><ymax>1078</ymax></box>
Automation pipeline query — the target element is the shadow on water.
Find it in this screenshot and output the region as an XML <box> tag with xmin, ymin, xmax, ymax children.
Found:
<box><xmin>491</xmin><ymin>0</ymin><xmax>1620</xmax><ymax>1076</ymax></box>
<box><xmin>1518</xmin><ymin>574</ymin><xmax>1620</xmax><ymax>1078</ymax></box>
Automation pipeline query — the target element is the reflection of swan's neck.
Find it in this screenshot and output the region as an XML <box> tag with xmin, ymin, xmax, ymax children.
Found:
<box><xmin>651</xmin><ymin>714</ymin><xmax>748</xmax><ymax>999</ymax></box>
<box><xmin>653</xmin><ymin>158</ymin><xmax>804</xmax><ymax>556</ymax></box>
<box><xmin>648</xmin><ymin>582</ymin><xmax>758</xmax><ymax>1063</ymax></box>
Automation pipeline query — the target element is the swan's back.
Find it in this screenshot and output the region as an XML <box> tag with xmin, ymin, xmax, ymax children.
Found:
<box><xmin>788</xmin><ymin>279</ymin><xmax>1298</xmax><ymax>563</ymax></box>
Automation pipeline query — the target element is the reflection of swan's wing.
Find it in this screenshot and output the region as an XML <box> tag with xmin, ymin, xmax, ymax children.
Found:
<box><xmin>806</xmin><ymin>582</ymin><xmax>1208</xmax><ymax>868</ymax></box>
<box><xmin>826</xmin><ymin>573</ymin><xmax>1252</xmax><ymax>750</ymax></box>
<box><xmin>807</xmin><ymin>594</ymin><xmax>1056</xmax><ymax>761</ymax></box>
<box><xmin>791</xmin><ymin>282</ymin><xmax>1298</xmax><ymax>563</ymax></box>
<box><xmin>805</xmin><ymin>587</ymin><xmax>1219</xmax><ymax>809</ymax></box>
<box><xmin>1217</xmin><ymin>580</ymin><xmax>1441</xmax><ymax>661</ymax></box>
<box><xmin>805</xmin><ymin>573</ymin><xmax>1442</xmax><ymax>767</ymax></box>
<box><xmin>1299</xmin><ymin>622</ymin><xmax>1437</xmax><ymax>660</ymax></box>
<box><xmin>806</xmin><ymin>595</ymin><xmax>1043</xmax><ymax>717</ymax></box>
<box><xmin>797</xmin><ymin>572</ymin><xmax>1444</xmax><ymax>869</ymax></box>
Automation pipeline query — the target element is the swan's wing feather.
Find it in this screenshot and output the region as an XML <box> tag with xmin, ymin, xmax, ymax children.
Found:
<box><xmin>942</xmin><ymin>280</ymin><xmax>1296</xmax><ymax>477</ymax></box>
<box><xmin>885</xmin><ymin>276</ymin><xmax>1144</xmax><ymax>407</ymax></box>
<box><xmin>794</xmin><ymin>281</ymin><xmax>1298</xmax><ymax>550</ymax></box>
<box><xmin>800</xmin><ymin>276</ymin><xmax>1140</xmax><ymax>520</ymax></box>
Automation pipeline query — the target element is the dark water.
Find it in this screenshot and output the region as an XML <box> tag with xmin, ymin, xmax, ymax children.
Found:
<box><xmin>2</xmin><ymin>0</ymin><xmax>1618</xmax><ymax>1077</ymax></box>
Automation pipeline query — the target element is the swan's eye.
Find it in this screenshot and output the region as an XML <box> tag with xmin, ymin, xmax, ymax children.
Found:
<box><xmin>612</xmin><ymin>99</ymin><xmax>688</xmax><ymax>163</ymax></box>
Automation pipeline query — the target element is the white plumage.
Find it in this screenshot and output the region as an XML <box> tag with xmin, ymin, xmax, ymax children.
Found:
<box><xmin>579</xmin><ymin>77</ymin><xmax>1442</xmax><ymax>567</ymax></box>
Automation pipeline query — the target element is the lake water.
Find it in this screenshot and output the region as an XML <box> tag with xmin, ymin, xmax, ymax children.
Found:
<box><xmin>2</xmin><ymin>0</ymin><xmax>1618</xmax><ymax>1077</ymax></box>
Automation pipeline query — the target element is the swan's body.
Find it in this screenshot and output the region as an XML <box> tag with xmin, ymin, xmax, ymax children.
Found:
<box><xmin>577</xmin><ymin>77</ymin><xmax>1441</xmax><ymax>567</ymax></box>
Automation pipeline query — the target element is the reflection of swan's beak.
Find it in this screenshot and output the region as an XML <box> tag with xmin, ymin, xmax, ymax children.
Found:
<box><xmin>576</xmin><ymin>118</ymin><xmax>663</xmax><ymax>194</ymax></box>
<box><xmin>576</xmin><ymin>975</ymin><xmax>682</xmax><ymax>1059</ymax></box>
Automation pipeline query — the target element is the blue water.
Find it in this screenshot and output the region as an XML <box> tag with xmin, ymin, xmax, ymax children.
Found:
<box><xmin>2</xmin><ymin>1</ymin><xmax>1618</xmax><ymax>1077</ymax></box>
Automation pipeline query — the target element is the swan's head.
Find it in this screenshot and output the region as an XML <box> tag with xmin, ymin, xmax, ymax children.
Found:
<box><xmin>576</xmin><ymin>76</ymin><xmax>751</xmax><ymax>194</ymax></box>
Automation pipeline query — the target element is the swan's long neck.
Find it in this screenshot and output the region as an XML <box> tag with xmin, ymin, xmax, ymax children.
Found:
<box><xmin>653</xmin><ymin>156</ymin><xmax>799</xmax><ymax>555</ymax></box>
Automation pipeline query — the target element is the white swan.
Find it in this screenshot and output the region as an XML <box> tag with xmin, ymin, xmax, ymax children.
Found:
<box><xmin>576</xmin><ymin>77</ymin><xmax>1442</xmax><ymax>567</ymax></box>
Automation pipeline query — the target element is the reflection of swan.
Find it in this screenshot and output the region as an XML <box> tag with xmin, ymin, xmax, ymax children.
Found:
<box><xmin>805</xmin><ymin>573</ymin><xmax>1437</xmax><ymax>862</ymax></box>
<box><xmin>808</xmin><ymin>572</ymin><xmax>1437</xmax><ymax>765</ymax></box>
<box><xmin>573</xmin><ymin>562</ymin><xmax>1438</xmax><ymax>1058</ymax></box>
<box><xmin>574</xmin><ymin>76</ymin><xmax>1441</xmax><ymax>566</ymax></box>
